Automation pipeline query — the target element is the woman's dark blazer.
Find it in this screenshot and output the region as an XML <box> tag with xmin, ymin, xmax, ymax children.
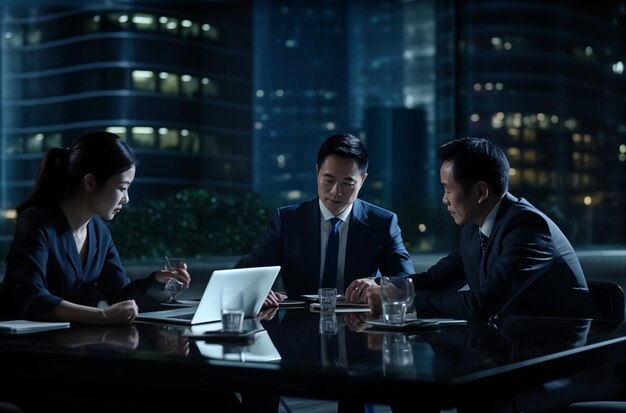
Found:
<box><xmin>1</xmin><ymin>205</ymin><xmax>155</xmax><ymax>320</ymax></box>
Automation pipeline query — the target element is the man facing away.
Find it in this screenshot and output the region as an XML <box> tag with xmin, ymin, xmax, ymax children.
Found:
<box><xmin>236</xmin><ymin>133</ymin><xmax>415</xmax><ymax>306</ymax></box>
<box><xmin>367</xmin><ymin>137</ymin><xmax>599</xmax><ymax>321</ymax></box>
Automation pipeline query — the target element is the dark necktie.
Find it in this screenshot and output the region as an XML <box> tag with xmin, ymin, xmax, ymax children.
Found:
<box><xmin>322</xmin><ymin>217</ymin><xmax>342</xmax><ymax>289</ymax></box>
<box><xmin>480</xmin><ymin>231</ymin><xmax>488</xmax><ymax>256</ymax></box>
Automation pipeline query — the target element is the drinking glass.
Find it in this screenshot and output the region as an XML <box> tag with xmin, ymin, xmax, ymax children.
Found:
<box><xmin>221</xmin><ymin>287</ymin><xmax>245</xmax><ymax>332</ymax></box>
<box><xmin>380</xmin><ymin>276</ymin><xmax>414</xmax><ymax>324</ymax></box>
<box><xmin>163</xmin><ymin>257</ymin><xmax>186</xmax><ymax>304</ymax></box>
<box><xmin>318</xmin><ymin>287</ymin><xmax>337</xmax><ymax>314</ymax></box>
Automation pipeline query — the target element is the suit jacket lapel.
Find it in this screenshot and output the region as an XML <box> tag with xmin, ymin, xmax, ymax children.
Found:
<box><xmin>83</xmin><ymin>220</ymin><xmax>97</xmax><ymax>274</ymax></box>
<box><xmin>345</xmin><ymin>199</ymin><xmax>369</xmax><ymax>277</ymax></box>
<box><xmin>489</xmin><ymin>192</ymin><xmax>518</xmax><ymax>241</ymax></box>
<box><xmin>65</xmin><ymin>236</ymin><xmax>82</xmax><ymax>279</ymax></box>
<box><xmin>478</xmin><ymin>193</ymin><xmax>518</xmax><ymax>279</ymax></box>
<box><xmin>303</xmin><ymin>199</ymin><xmax>322</xmax><ymax>290</ymax></box>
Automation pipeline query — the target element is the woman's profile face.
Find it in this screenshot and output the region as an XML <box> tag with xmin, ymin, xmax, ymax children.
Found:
<box><xmin>91</xmin><ymin>166</ymin><xmax>135</xmax><ymax>221</ymax></box>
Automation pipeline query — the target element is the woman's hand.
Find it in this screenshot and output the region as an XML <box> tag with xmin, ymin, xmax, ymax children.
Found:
<box><xmin>154</xmin><ymin>260</ymin><xmax>191</xmax><ymax>288</ymax></box>
<box><xmin>103</xmin><ymin>299</ymin><xmax>139</xmax><ymax>324</ymax></box>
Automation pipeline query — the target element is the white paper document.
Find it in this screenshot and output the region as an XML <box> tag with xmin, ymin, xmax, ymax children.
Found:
<box><xmin>0</xmin><ymin>320</ymin><xmax>71</xmax><ymax>334</ymax></box>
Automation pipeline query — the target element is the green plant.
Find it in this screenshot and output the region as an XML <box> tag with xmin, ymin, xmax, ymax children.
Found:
<box><xmin>107</xmin><ymin>189</ymin><xmax>275</xmax><ymax>260</ymax></box>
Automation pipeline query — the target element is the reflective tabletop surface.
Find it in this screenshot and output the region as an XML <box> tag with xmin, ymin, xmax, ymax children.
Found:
<box><xmin>2</xmin><ymin>306</ymin><xmax>626</xmax><ymax>410</ymax></box>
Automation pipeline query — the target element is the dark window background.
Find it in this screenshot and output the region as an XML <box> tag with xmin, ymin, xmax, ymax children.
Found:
<box><xmin>0</xmin><ymin>0</ymin><xmax>624</xmax><ymax>270</ymax></box>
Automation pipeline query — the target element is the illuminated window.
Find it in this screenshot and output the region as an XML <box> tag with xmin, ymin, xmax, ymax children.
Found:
<box><xmin>202</xmin><ymin>23</ymin><xmax>219</xmax><ymax>40</ymax></box>
<box><xmin>106</xmin><ymin>126</ymin><xmax>127</xmax><ymax>140</ymax></box>
<box><xmin>181</xmin><ymin>74</ymin><xmax>200</xmax><ymax>98</ymax></box>
<box><xmin>491</xmin><ymin>112</ymin><xmax>504</xmax><ymax>129</ymax></box>
<box><xmin>160</xmin><ymin>72</ymin><xmax>179</xmax><ymax>95</ymax></box>
<box><xmin>181</xmin><ymin>130</ymin><xmax>200</xmax><ymax>153</ymax></box>
<box><xmin>132</xmin><ymin>127</ymin><xmax>155</xmax><ymax>148</ymax></box>
<box><xmin>108</xmin><ymin>13</ymin><xmax>129</xmax><ymax>29</ymax></box>
<box><xmin>159</xmin><ymin>128</ymin><xmax>179</xmax><ymax>150</ymax></box>
<box><xmin>159</xmin><ymin>16</ymin><xmax>178</xmax><ymax>34</ymax></box>
<box><xmin>4</xmin><ymin>30</ymin><xmax>23</xmax><ymax>48</ymax></box>
<box><xmin>509</xmin><ymin>167</ymin><xmax>520</xmax><ymax>187</ymax></box>
<box><xmin>507</xmin><ymin>147</ymin><xmax>521</xmax><ymax>162</ymax></box>
<box><xmin>85</xmin><ymin>15</ymin><xmax>101</xmax><ymax>32</ymax></box>
<box><xmin>537</xmin><ymin>113</ymin><xmax>550</xmax><ymax>129</ymax></box>
<box><xmin>181</xmin><ymin>20</ymin><xmax>199</xmax><ymax>38</ymax></box>
<box><xmin>45</xmin><ymin>133</ymin><xmax>62</xmax><ymax>150</ymax></box>
<box><xmin>27</xmin><ymin>29</ymin><xmax>42</xmax><ymax>45</ymax></box>
<box><xmin>202</xmin><ymin>78</ymin><xmax>219</xmax><ymax>97</ymax></box>
<box><xmin>25</xmin><ymin>133</ymin><xmax>45</xmax><ymax>153</ymax></box>
<box><xmin>132</xmin><ymin>70</ymin><xmax>156</xmax><ymax>91</ymax></box>
<box><xmin>4</xmin><ymin>136</ymin><xmax>24</xmax><ymax>154</ymax></box>
<box><xmin>133</xmin><ymin>14</ymin><xmax>156</xmax><ymax>31</ymax></box>
<box><xmin>507</xmin><ymin>128</ymin><xmax>520</xmax><ymax>140</ymax></box>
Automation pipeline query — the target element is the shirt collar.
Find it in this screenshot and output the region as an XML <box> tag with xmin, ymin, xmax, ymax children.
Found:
<box><xmin>480</xmin><ymin>193</ymin><xmax>506</xmax><ymax>237</ymax></box>
<box><xmin>319</xmin><ymin>198</ymin><xmax>352</xmax><ymax>223</ymax></box>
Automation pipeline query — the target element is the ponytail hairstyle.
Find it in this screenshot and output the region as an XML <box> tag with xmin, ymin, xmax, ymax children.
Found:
<box><xmin>16</xmin><ymin>131</ymin><xmax>137</xmax><ymax>215</ymax></box>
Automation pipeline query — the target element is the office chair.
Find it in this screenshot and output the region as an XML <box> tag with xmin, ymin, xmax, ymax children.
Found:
<box><xmin>544</xmin><ymin>280</ymin><xmax>626</xmax><ymax>412</ymax></box>
<box><xmin>587</xmin><ymin>280</ymin><xmax>625</xmax><ymax>322</ymax></box>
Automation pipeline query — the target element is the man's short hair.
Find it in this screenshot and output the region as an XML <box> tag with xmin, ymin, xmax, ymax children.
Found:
<box><xmin>317</xmin><ymin>134</ymin><xmax>369</xmax><ymax>176</ymax></box>
<box><xmin>438</xmin><ymin>137</ymin><xmax>509</xmax><ymax>195</ymax></box>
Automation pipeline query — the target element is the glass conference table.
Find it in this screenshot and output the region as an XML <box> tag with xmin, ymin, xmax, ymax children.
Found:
<box><xmin>1</xmin><ymin>305</ymin><xmax>626</xmax><ymax>412</ymax></box>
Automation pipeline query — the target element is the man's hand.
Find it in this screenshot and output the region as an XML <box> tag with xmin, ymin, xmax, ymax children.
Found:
<box><xmin>366</xmin><ymin>285</ymin><xmax>382</xmax><ymax>315</ymax></box>
<box><xmin>263</xmin><ymin>290</ymin><xmax>287</xmax><ymax>308</ymax></box>
<box><xmin>345</xmin><ymin>278</ymin><xmax>377</xmax><ymax>303</ymax></box>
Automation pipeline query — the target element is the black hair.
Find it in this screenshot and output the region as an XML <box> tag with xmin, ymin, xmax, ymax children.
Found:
<box><xmin>16</xmin><ymin>131</ymin><xmax>137</xmax><ymax>214</ymax></box>
<box><xmin>316</xmin><ymin>133</ymin><xmax>369</xmax><ymax>176</ymax></box>
<box><xmin>437</xmin><ymin>137</ymin><xmax>509</xmax><ymax>195</ymax></box>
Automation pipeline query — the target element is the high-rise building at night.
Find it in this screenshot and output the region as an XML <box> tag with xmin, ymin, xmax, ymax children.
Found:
<box><xmin>0</xmin><ymin>1</ymin><xmax>253</xmax><ymax>237</ymax></box>
<box><xmin>252</xmin><ymin>0</ymin><xmax>349</xmax><ymax>203</ymax></box>
<box><xmin>457</xmin><ymin>0</ymin><xmax>626</xmax><ymax>244</ymax></box>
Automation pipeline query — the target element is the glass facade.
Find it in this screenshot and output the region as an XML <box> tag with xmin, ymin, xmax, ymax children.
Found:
<box><xmin>0</xmin><ymin>0</ymin><xmax>624</xmax><ymax>261</ymax></box>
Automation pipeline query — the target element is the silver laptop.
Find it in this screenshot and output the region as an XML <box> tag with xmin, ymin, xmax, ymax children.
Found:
<box><xmin>136</xmin><ymin>266</ymin><xmax>280</xmax><ymax>325</ymax></box>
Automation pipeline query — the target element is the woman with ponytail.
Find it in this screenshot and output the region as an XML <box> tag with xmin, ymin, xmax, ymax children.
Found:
<box><xmin>0</xmin><ymin>131</ymin><xmax>191</xmax><ymax>324</ymax></box>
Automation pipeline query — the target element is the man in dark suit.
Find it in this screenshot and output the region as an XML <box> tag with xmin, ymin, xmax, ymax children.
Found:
<box><xmin>236</xmin><ymin>133</ymin><xmax>415</xmax><ymax>306</ymax></box>
<box><xmin>367</xmin><ymin>137</ymin><xmax>599</xmax><ymax>321</ymax></box>
<box><xmin>237</xmin><ymin>133</ymin><xmax>414</xmax><ymax>413</ymax></box>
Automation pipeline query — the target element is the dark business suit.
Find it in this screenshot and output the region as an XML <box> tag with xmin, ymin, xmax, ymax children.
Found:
<box><xmin>235</xmin><ymin>197</ymin><xmax>414</xmax><ymax>296</ymax></box>
<box><xmin>1</xmin><ymin>205</ymin><xmax>157</xmax><ymax>320</ymax></box>
<box><xmin>412</xmin><ymin>192</ymin><xmax>599</xmax><ymax>321</ymax></box>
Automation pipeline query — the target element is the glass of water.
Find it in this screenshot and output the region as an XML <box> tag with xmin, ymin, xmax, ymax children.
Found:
<box><xmin>380</xmin><ymin>276</ymin><xmax>414</xmax><ymax>324</ymax></box>
<box><xmin>221</xmin><ymin>287</ymin><xmax>245</xmax><ymax>332</ymax></box>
